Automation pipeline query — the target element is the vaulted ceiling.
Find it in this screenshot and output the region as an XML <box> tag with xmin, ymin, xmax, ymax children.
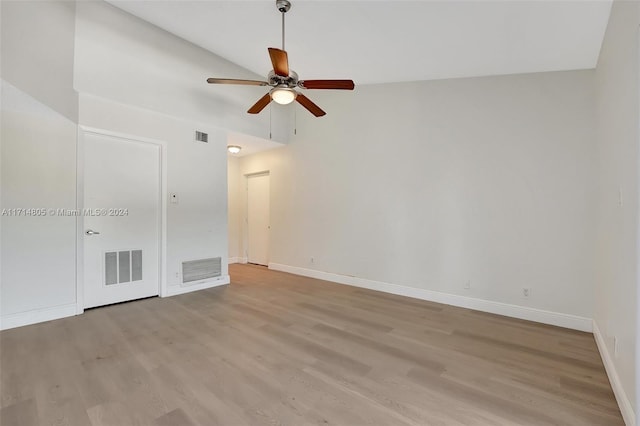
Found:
<box><xmin>107</xmin><ymin>0</ymin><xmax>612</xmax><ymax>85</ymax></box>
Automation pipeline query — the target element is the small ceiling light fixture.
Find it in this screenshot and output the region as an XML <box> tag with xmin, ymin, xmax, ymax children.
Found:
<box><xmin>270</xmin><ymin>86</ymin><xmax>297</xmax><ymax>105</ymax></box>
<box><xmin>227</xmin><ymin>145</ymin><xmax>242</xmax><ymax>154</ymax></box>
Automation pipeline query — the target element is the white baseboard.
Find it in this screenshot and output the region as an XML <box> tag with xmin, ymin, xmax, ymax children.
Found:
<box><xmin>593</xmin><ymin>321</ymin><xmax>636</xmax><ymax>426</ymax></box>
<box><xmin>228</xmin><ymin>257</ymin><xmax>248</xmax><ymax>264</ymax></box>
<box><xmin>268</xmin><ymin>263</ymin><xmax>593</xmax><ymax>332</ymax></box>
<box><xmin>165</xmin><ymin>275</ymin><xmax>230</xmax><ymax>296</ymax></box>
<box><xmin>1</xmin><ymin>276</ymin><xmax>231</xmax><ymax>330</ymax></box>
<box><xmin>1</xmin><ymin>303</ymin><xmax>78</xmax><ymax>331</ymax></box>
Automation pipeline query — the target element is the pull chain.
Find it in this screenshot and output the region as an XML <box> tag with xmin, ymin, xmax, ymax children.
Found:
<box><xmin>269</xmin><ymin>103</ymin><xmax>272</xmax><ymax>140</ymax></box>
<box><xmin>294</xmin><ymin>104</ymin><xmax>297</xmax><ymax>135</ymax></box>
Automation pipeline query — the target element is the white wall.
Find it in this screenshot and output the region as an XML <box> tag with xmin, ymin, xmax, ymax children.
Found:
<box><xmin>78</xmin><ymin>94</ymin><xmax>230</xmax><ymax>293</ymax></box>
<box><xmin>1</xmin><ymin>1</ymin><xmax>79</xmax><ymax>328</ymax></box>
<box><xmin>1</xmin><ymin>0</ymin><xmax>78</xmax><ymax>122</ymax></box>
<box><xmin>227</xmin><ymin>155</ymin><xmax>243</xmax><ymax>262</ymax></box>
<box><xmin>73</xmin><ymin>0</ymin><xmax>281</xmax><ymax>293</ymax></box>
<box><xmin>232</xmin><ymin>70</ymin><xmax>597</xmax><ymax>327</ymax></box>
<box><xmin>2</xmin><ymin>0</ymin><xmax>275</xmax><ymax>328</ymax></box>
<box><xmin>593</xmin><ymin>0</ymin><xmax>639</xmax><ymax>423</ymax></box>
<box><xmin>74</xmin><ymin>0</ymin><xmax>289</xmax><ymax>144</ymax></box>
<box><xmin>1</xmin><ymin>81</ymin><xmax>78</xmax><ymax>325</ymax></box>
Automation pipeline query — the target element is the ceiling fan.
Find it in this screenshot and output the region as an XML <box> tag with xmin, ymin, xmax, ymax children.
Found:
<box><xmin>206</xmin><ymin>0</ymin><xmax>355</xmax><ymax>117</ymax></box>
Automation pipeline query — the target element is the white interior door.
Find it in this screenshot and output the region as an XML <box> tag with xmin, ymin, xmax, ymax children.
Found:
<box><xmin>247</xmin><ymin>173</ymin><xmax>270</xmax><ymax>266</ymax></box>
<box><xmin>83</xmin><ymin>132</ymin><xmax>161</xmax><ymax>308</ymax></box>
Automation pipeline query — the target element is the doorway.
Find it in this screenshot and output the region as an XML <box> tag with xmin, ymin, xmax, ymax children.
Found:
<box><xmin>81</xmin><ymin>130</ymin><xmax>163</xmax><ymax>309</ymax></box>
<box><xmin>246</xmin><ymin>172</ymin><xmax>270</xmax><ymax>266</ymax></box>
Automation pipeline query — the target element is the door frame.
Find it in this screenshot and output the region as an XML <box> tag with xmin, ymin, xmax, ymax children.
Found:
<box><xmin>76</xmin><ymin>126</ymin><xmax>168</xmax><ymax>314</ymax></box>
<box><xmin>244</xmin><ymin>171</ymin><xmax>270</xmax><ymax>265</ymax></box>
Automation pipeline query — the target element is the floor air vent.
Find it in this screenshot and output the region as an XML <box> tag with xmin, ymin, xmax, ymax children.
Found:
<box><xmin>182</xmin><ymin>257</ymin><xmax>221</xmax><ymax>284</ymax></box>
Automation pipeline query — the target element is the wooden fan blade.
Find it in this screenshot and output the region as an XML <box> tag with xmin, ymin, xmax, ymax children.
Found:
<box><xmin>207</xmin><ymin>78</ymin><xmax>268</xmax><ymax>86</ymax></box>
<box><xmin>299</xmin><ymin>80</ymin><xmax>355</xmax><ymax>90</ymax></box>
<box><xmin>296</xmin><ymin>93</ymin><xmax>326</xmax><ymax>117</ymax></box>
<box><xmin>268</xmin><ymin>48</ymin><xmax>289</xmax><ymax>77</ymax></box>
<box><xmin>247</xmin><ymin>93</ymin><xmax>272</xmax><ymax>114</ymax></box>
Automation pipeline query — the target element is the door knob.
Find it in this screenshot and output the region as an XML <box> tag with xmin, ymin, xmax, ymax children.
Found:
<box><xmin>85</xmin><ymin>229</ymin><xmax>100</xmax><ymax>236</ymax></box>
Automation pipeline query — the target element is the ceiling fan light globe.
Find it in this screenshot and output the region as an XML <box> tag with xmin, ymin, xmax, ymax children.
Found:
<box><xmin>271</xmin><ymin>87</ymin><xmax>296</xmax><ymax>105</ymax></box>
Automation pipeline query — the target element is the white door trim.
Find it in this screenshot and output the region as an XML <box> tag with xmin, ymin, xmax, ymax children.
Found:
<box><xmin>76</xmin><ymin>126</ymin><xmax>168</xmax><ymax>314</ymax></box>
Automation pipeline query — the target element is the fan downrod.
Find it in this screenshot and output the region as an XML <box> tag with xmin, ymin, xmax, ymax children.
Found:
<box><xmin>276</xmin><ymin>0</ymin><xmax>291</xmax><ymax>13</ymax></box>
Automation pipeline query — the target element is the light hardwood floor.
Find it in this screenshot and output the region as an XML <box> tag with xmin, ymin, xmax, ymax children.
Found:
<box><xmin>1</xmin><ymin>264</ymin><xmax>623</xmax><ymax>425</ymax></box>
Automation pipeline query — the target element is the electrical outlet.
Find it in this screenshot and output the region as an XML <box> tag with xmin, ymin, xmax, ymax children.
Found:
<box><xmin>464</xmin><ymin>280</ymin><xmax>471</xmax><ymax>290</ymax></box>
<box><xmin>175</xmin><ymin>272</ymin><xmax>179</xmax><ymax>278</ymax></box>
<box><xmin>310</xmin><ymin>257</ymin><xmax>314</xmax><ymax>264</ymax></box>
<box><xmin>613</xmin><ymin>336</ymin><xmax>619</xmax><ymax>357</ymax></box>
<box><xmin>523</xmin><ymin>288</ymin><xmax>531</xmax><ymax>298</ymax></box>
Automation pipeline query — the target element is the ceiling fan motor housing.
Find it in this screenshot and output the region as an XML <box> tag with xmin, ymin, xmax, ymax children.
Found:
<box><xmin>268</xmin><ymin>69</ymin><xmax>298</xmax><ymax>88</ymax></box>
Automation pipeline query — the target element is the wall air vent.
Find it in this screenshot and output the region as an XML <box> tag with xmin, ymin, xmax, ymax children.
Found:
<box><xmin>182</xmin><ymin>257</ymin><xmax>221</xmax><ymax>285</ymax></box>
<box><xmin>195</xmin><ymin>131</ymin><xmax>208</xmax><ymax>143</ymax></box>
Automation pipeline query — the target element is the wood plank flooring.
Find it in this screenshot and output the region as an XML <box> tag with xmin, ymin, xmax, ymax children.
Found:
<box><xmin>0</xmin><ymin>264</ymin><xmax>624</xmax><ymax>425</ymax></box>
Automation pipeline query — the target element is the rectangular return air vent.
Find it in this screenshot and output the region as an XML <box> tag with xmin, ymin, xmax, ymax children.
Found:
<box><xmin>195</xmin><ymin>131</ymin><xmax>208</xmax><ymax>143</ymax></box>
<box><xmin>105</xmin><ymin>250</ymin><xmax>142</xmax><ymax>285</ymax></box>
<box><xmin>182</xmin><ymin>257</ymin><xmax>221</xmax><ymax>284</ymax></box>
